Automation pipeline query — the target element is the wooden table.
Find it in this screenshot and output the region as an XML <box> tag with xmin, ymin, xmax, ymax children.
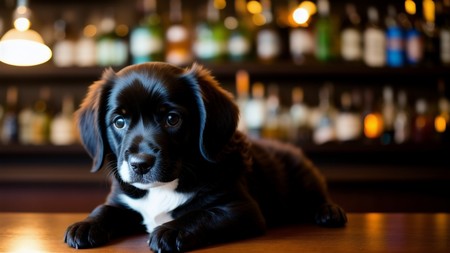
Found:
<box><xmin>0</xmin><ymin>213</ymin><xmax>448</xmax><ymax>253</ymax></box>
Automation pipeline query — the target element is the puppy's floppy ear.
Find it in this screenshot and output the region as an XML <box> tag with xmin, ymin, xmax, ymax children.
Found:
<box><xmin>76</xmin><ymin>69</ymin><xmax>115</xmax><ymax>172</ymax></box>
<box><xmin>182</xmin><ymin>63</ymin><xmax>239</xmax><ymax>162</ymax></box>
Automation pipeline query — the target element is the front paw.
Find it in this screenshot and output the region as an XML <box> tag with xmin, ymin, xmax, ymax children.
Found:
<box><xmin>148</xmin><ymin>226</ymin><xmax>197</xmax><ymax>253</ymax></box>
<box><xmin>65</xmin><ymin>221</ymin><xmax>110</xmax><ymax>249</ymax></box>
<box><xmin>315</xmin><ymin>203</ymin><xmax>348</xmax><ymax>227</ymax></box>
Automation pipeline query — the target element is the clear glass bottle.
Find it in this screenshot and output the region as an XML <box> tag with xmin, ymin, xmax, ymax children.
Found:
<box><xmin>289</xmin><ymin>0</ymin><xmax>314</xmax><ymax>64</ymax></box>
<box><xmin>256</xmin><ymin>0</ymin><xmax>282</xmax><ymax>62</ymax></box>
<box><xmin>262</xmin><ymin>84</ymin><xmax>281</xmax><ymax>139</ymax></box>
<box><xmin>130</xmin><ymin>0</ymin><xmax>164</xmax><ymax>64</ymax></box>
<box><xmin>313</xmin><ymin>83</ymin><xmax>336</xmax><ymax>144</ymax></box>
<box><xmin>75</xmin><ymin>20</ymin><xmax>97</xmax><ymax>67</ymax></box>
<box><xmin>50</xmin><ymin>95</ymin><xmax>76</xmax><ymax>145</ymax></box>
<box><xmin>340</xmin><ymin>3</ymin><xmax>362</xmax><ymax>62</ymax></box>
<box><xmin>290</xmin><ymin>86</ymin><xmax>310</xmax><ymax>144</ymax></box>
<box><xmin>244</xmin><ymin>82</ymin><xmax>266</xmax><ymax>138</ymax></box>
<box><xmin>363</xmin><ymin>6</ymin><xmax>386</xmax><ymax>67</ymax></box>
<box><xmin>53</xmin><ymin>17</ymin><xmax>76</xmax><ymax>67</ymax></box>
<box><xmin>227</xmin><ymin>0</ymin><xmax>252</xmax><ymax>62</ymax></box>
<box><xmin>335</xmin><ymin>91</ymin><xmax>362</xmax><ymax>142</ymax></box>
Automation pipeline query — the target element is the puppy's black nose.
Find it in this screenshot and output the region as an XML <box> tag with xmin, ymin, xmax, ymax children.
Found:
<box><xmin>129</xmin><ymin>154</ymin><xmax>155</xmax><ymax>175</ymax></box>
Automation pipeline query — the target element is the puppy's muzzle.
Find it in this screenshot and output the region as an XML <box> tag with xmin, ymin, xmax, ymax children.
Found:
<box><xmin>129</xmin><ymin>153</ymin><xmax>155</xmax><ymax>175</ymax></box>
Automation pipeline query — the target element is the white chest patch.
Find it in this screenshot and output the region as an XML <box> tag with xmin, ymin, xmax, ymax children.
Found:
<box><xmin>120</xmin><ymin>179</ymin><xmax>192</xmax><ymax>233</ymax></box>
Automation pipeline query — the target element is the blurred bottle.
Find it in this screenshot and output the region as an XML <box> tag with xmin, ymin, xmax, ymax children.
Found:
<box><xmin>380</xmin><ymin>86</ymin><xmax>397</xmax><ymax>144</ymax></box>
<box><xmin>50</xmin><ymin>95</ymin><xmax>76</xmax><ymax>145</ymax></box>
<box><xmin>227</xmin><ymin>0</ymin><xmax>252</xmax><ymax>61</ymax></box>
<box><xmin>363</xmin><ymin>6</ymin><xmax>386</xmax><ymax>67</ymax></box>
<box><xmin>18</xmin><ymin>102</ymin><xmax>34</xmax><ymax>145</ymax></box>
<box><xmin>422</xmin><ymin>0</ymin><xmax>440</xmax><ymax>65</ymax></box>
<box><xmin>165</xmin><ymin>0</ymin><xmax>192</xmax><ymax>66</ymax></box>
<box><xmin>235</xmin><ymin>70</ymin><xmax>250</xmax><ymax>132</ymax></box>
<box><xmin>256</xmin><ymin>0</ymin><xmax>282</xmax><ymax>62</ymax></box>
<box><xmin>193</xmin><ymin>0</ymin><xmax>228</xmax><ymax>62</ymax></box>
<box><xmin>290</xmin><ymin>86</ymin><xmax>310</xmax><ymax>144</ymax></box>
<box><xmin>75</xmin><ymin>20</ymin><xmax>97</xmax><ymax>67</ymax></box>
<box><xmin>130</xmin><ymin>0</ymin><xmax>164</xmax><ymax>64</ymax></box>
<box><xmin>244</xmin><ymin>82</ymin><xmax>266</xmax><ymax>138</ymax></box>
<box><xmin>0</xmin><ymin>102</ymin><xmax>3</xmax><ymax>130</ymax></box>
<box><xmin>362</xmin><ymin>88</ymin><xmax>384</xmax><ymax>142</ymax></box>
<box><xmin>435</xmin><ymin>98</ymin><xmax>450</xmax><ymax>141</ymax></box>
<box><xmin>340</xmin><ymin>3</ymin><xmax>362</xmax><ymax>62</ymax></box>
<box><xmin>96</xmin><ymin>10</ymin><xmax>129</xmax><ymax>67</ymax></box>
<box><xmin>1</xmin><ymin>86</ymin><xmax>19</xmax><ymax>144</ymax></box>
<box><xmin>403</xmin><ymin>0</ymin><xmax>424</xmax><ymax>65</ymax></box>
<box><xmin>394</xmin><ymin>90</ymin><xmax>412</xmax><ymax>144</ymax></box>
<box><xmin>438</xmin><ymin>0</ymin><xmax>450</xmax><ymax>65</ymax></box>
<box><xmin>315</xmin><ymin>0</ymin><xmax>333</xmax><ymax>61</ymax></box>
<box><xmin>335</xmin><ymin>91</ymin><xmax>362</xmax><ymax>142</ymax></box>
<box><xmin>313</xmin><ymin>83</ymin><xmax>336</xmax><ymax>144</ymax></box>
<box><xmin>52</xmin><ymin>17</ymin><xmax>76</xmax><ymax>67</ymax></box>
<box><xmin>385</xmin><ymin>5</ymin><xmax>405</xmax><ymax>67</ymax></box>
<box><xmin>289</xmin><ymin>0</ymin><xmax>314</xmax><ymax>64</ymax></box>
<box><xmin>262</xmin><ymin>84</ymin><xmax>281</xmax><ymax>139</ymax></box>
<box><xmin>31</xmin><ymin>87</ymin><xmax>52</xmax><ymax>145</ymax></box>
<box><xmin>434</xmin><ymin>79</ymin><xmax>450</xmax><ymax>142</ymax></box>
<box><xmin>412</xmin><ymin>98</ymin><xmax>434</xmax><ymax>142</ymax></box>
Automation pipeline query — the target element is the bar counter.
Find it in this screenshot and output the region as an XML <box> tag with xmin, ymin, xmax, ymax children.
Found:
<box><xmin>0</xmin><ymin>213</ymin><xmax>448</xmax><ymax>253</ymax></box>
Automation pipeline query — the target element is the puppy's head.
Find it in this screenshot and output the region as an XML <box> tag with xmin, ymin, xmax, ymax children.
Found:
<box><xmin>76</xmin><ymin>62</ymin><xmax>239</xmax><ymax>189</ymax></box>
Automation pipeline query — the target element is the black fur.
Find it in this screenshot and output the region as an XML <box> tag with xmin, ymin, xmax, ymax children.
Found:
<box><xmin>65</xmin><ymin>62</ymin><xmax>347</xmax><ymax>252</ymax></box>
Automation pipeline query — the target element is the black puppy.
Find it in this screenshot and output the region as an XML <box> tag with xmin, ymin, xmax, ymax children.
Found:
<box><xmin>65</xmin><ymin>62</ymin><xmax>347</xmax><ymax>252</ymax></box>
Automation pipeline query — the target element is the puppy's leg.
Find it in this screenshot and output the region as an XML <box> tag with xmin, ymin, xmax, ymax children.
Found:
<box><xmin>148</xmin><ymin>201</ymin><xmax>266</xmax><ymax>252</ymax></box>
<box><xmin>314</xmin><ymin>202</ymin><xmax>348</xmax><ymax>227</ymax></box>
<box><xmin>65</xmin><ymin>204</ymin><xmax>145</xmax><ymax>249</ymax></box>
<box><xmin>290</xmin><ymin>160</ymin><xmax>347</xmax><ymax>227</ymax></box>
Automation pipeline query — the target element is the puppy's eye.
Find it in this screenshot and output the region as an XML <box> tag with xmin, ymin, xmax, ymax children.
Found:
<box><xmin>166</xmin><ymin>112</ymin><xmax>182</xmax><ymax>127</ymax></box>
<box><xmin>113</xmin><ymin>116</ymin><xmax>126</xmax><ymax>129</ymax></box>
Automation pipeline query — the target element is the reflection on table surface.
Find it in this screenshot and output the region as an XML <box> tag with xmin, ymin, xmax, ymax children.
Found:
<box><xmin>0</xmin><ymin>213</ymin><xmax>448</xmax><ymax>253</ymax></box>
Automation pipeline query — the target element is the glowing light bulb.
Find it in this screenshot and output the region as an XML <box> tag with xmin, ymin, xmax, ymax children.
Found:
<box><xmin>299</xmin><ymin>1</ymin><xmax>317</xmax><ymax>16</ymax></box>
<box><xmin>14</xmin><ymin>17</ymin><xmax>30</xmax><ymax>31</ymax></box>
<box><xmin>293</xmin><ymin>7</ymin><xmax>310</xmax><ymax>25</ymax></box>
<box><xmin>247</xmin><ymin>0</ymin><xmax>262</xmax><ymax>14</ymax></box>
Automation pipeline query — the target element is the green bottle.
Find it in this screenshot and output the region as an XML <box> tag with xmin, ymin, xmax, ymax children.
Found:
<box><xmin>193</xmin><ymin>0</ymin><xmax>228</xmax><ymax>62</ymax></box>
<box><xmin>315</xmin><ymin>0</ymin><xmax>332</xmax><ymax>61</ymax></box>
<box><xmin>96</xmin><ymin>9</ymin><xmax>129</xmax><ymax>66</ymax></box>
